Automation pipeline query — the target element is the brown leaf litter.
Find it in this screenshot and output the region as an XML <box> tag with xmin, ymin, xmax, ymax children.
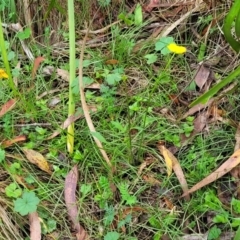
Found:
<box><xmin>64</xmin><ymin>165</ymin><xmax>88</xmax><ymax>240</ymax></box>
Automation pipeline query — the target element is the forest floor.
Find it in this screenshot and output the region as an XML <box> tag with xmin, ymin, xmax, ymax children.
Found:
<box><xmin>0</xmin><ymin>1</ymin><xmax>240</xmax><ymax>240</ymax></box>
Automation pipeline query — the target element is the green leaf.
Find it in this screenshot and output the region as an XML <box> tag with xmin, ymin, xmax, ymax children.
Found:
<box><xmin>213</xmin><ymin>213</ymin><xmax>228</xmax><ymax>223</ymax></box>
<box><xmin>5</xmin><ymin>183</ymin><xmax>22</xmax><ymax>198</ymax></box>
<box><xmin>153</xmin><ymin>231</ymin><xmax>162</xmax><ymax>240</ymax></box>
<box><xmin>46</xmin><ymin>219</ymin><xmax>57</xmax><ymax>233</ymax></box>
<box><xmin>99</xmin><ymin>176</ymin><xmax>110</xmax><ymax>189</ymax></box>
<box><xmin>231</xmin><ymin>218</ymin><xmax>240</xmax><ymax>228</ymax></box>
<box><xmin>118</xmin><ymin>183</ymin><xmax>137</xmax><ymax>205</ymax></box>
<box><xmin>144</xmin><ymin>54</ymin><xmax>157</xmax><ymax>64</ymax></box>
<box><xmin>0</xmin><ymin>148</ymin><xmax>5</xmax><ymax>163</ymax></box>
<box><xmin>7</xmin><ymin>51</ymin><xmax>15</xmax><ymax>61</ymax></box>
<box><xmin>111</xmin><ymin>121</ymin><xmax>126</xmax><ymax>132</ymax></box>
<box><xmin>126</xmin><ymin>195</ymin><xmax>137</xmax><ymax>205</ymax></box>
<box><xmin>104</xmin><ymin>231</ymin><xmax>120</xmax><ymax>240</ymax></box>
<box><xmin>117</xmin><ymin>214</ymin><xmax>132</xmax><ymax>228</ymax></box>
<box><xmin>105</xmin><ymin>73</ymin><xmax>122</xmax><ymax>85</ymax></box>
<box><xmin>155</xmin><ymin>37</ymin><xmax>174</xmax><ymax>55</ymax></box>
<box><xmin>118</xmin><ymin>12</ymin><xmax>133</xmax><ymax>26</ymax></box>
<box><xmin>223</xmin><ymin>1</ymin><xmax>240</xmax><ymax>52</ymax></box>
<box><xmin>235</xmin><ymin>9</ymin><xmax>240</xmax><ymax>39</ymax></box>
<box><xmin>14</xmin><ymin>191</ymin><xmax>40</xmax><ymax>216</ymax></box>
<box><xmin>103</xmin><ymin>205</ymin><xmax>115</xmax><ymax>226</ymax></box>
<box><xmin>16</xmin><ymin>28</ymin><xmax>31</xmax><ymax>40</ymax></box>
<box><xmin>80</xmin><ymin>184</ymin><xmax>92</xmax><ymax>196</ymax></box>
<box><xmin>234</xmin><ymin>225</ymin><xmax>240</xmax><ymax>240</ymax></box>
<box><xmin>189</xmin><ymin>65</ymin><xmax>240</xmax><ymax>107</ymax></box>
<box><xmin>232</xmin><ymin>198</ymin><xmax>240</xmax><ymax>214</ymax></box>
<box><xmin>134</xmin><ymin>3</ymin><xmax>143</xmax><ymax>26</ymax></box>
<box><xmin>149</xmin><ymin>216</ymin><xmax>161</xmax><ymax>228</ymax></box>
<box><xmin>9</xmin><ymin>162</ymin><xmax>21</xmax><ymax>174</ymax></box>
<box><xmin>83</xmin><ymin>76</ymin><xmax>94</xmax><ymax>87</ymax></box>
<box><xmin>91</xmin><ymin>131</ymin><xmax>107</xmax><ymax>143</ymax></box>
<box><xmin>98</xmin><ymin>0</ymin><xmax>111</xmax><ymax>7</ymax></box>
<box><xmin>208</xmin><ymin>225</ymin><xmax>221</xmax><ymax>240</ymax></box>
<box><xmin>161</xmin><ymin>47</ymin><xmax>171</xmax><ymax>55</ymax></box>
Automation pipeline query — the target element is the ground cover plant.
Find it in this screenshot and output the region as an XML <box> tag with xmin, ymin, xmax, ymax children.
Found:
<box><xmin>1</xmin><ymin>0</ymin><xmax>240</xmax><ymax>239</ymax></box>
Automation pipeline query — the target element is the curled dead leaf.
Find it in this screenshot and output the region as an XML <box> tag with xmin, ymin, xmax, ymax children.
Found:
<box><xmin>65</xmin><ymin>165</ymin><xmax>88</xmax><ymax>240</ymax></box>
<box><xmin>157</xmin><ymin>143</ymin><xmax>189</xmax><ymax>200</ymax></box>
<box><xmin>1</xmin><ymin>135</ymin><xmax>26</xmax><ymax>148</ymax></box>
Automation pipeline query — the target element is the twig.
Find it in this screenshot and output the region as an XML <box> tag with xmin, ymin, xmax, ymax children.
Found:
<box><xmin>80</xmin><ymin>20</ymin><xmax>120</xmax><ymax>34</ymax></box>
<box><xmin>78</xmin><ymin>29</ymin><xmax>112</xmax><ymax>169</ymax></box>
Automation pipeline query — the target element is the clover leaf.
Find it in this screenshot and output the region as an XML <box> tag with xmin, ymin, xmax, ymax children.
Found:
<box><xmin>5</xmin><ymin>183</ymin><xmax>22</xmax><ymax>198</ymax></box>
<box><xmin>14</xmin><ymin>191</ymin><xmax>40</xmax><ymax>216</ymax></box>
<box><xmin>144</xmin><ymin>54</ymin><xmax>157</xmax><ymax>64</ymax></box>
<box><xmin>155</xmin><ymin>37</ymin><xmax>174</xmax><ymax>55</ymax></box>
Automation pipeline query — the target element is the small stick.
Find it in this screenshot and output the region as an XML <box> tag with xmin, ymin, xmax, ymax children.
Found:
<box><xmin>78</xmin><ymin>29</ymin><xmax>112</xmax><ymax>169</ymax></box>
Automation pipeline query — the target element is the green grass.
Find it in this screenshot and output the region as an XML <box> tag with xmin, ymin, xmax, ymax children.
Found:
<box><xmin>0</xmin><ymin>1</ymin><xmax>240</xmax><ymax>239</ymax></box>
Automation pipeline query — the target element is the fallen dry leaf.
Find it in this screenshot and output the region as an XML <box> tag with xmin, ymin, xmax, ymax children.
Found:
<box><xmin>144</xmin><ymin>0</ymin><xmax>160</xmax><ymax>12</ymax></box>
<box><xmin>230</xmin><ymin>123</ymin><xmax>240</xmax><ymax>198</ymax></box>
<box><xmin>194</xmin><ymin>64</ymin><xmax>211</xmax><ymax>90</ymax></box>
<box><xmin>169</xmin><ymin>94</ymin><xmax>180</xmax><ymax>105</ymax></box>
<box><xmin>29</xmin><ymin>212</ymin><xmax>41</xmax><ymax>240</ymax></box>
<box><xmin>1</xmin><ymin>135</ymin><xmax>26</xmax><ymax>148</ymax></box>
<box><xmin>180</xmin><ymin>99</ymin><xmax>214</xmax><ymax>120</ymax></box>
<box><xmin>179</xmin><ymin>232</ymin><xmax>208</xmax><ymax>240</ymax></box>
<box><xmin>182</xmin><ymin>149</ymin><xmax>240</xmax><ymax>197</ymax></box>
<box><xmin>158</xmin><ymin>143</ymin><xmax>189</xmax><ymax>200</ymax></box>
<box><xmin>22</xmin><ymin>148</ymin><xmax>52</xmax><ymax>174</ymax></box>
<box><xmin>42</xmin><ymin>66</ymin><xmax>70</xmax><ymax>82</ymax></box>
<box><xmin>208</xmin><ymin>105</ymin><xmax>224</xmax><ymax>119</ymax></box>
<box><xmin>157</xmin><ymin>144</ymin><xmax>173</xmax><ymax>176</ymax></box>
<box><xmin>163</xmin><ymin>196</ymin><xmax>175</xmax><ymax>210</ymax></box>
<box><xmin>85</xmin><ymin>82</ymin><xmax>101</xmax><ymax>89</ymax></box>
<box><xmin>105</xmin><ymin>59</ymin><xmax>119</xmax><ymax>65</ymax></box>
<box><xmin>65</xmin><ymin>165</ymin><xmax>88</xmax><ymax>240</ymax></box>
<box><xmin>32</xmin><ymin>56</ymin><xmax>45</xmax><ymax>79</ymax></box>
<box><xmin>0</xmin><ymin>99</ymin><xmax>17</xmax><ymax>118</ymax></box>
<box><xmin>234</xmin><ymin>123</ymin><xmax>240</xmax><ymax>151</ymax></box>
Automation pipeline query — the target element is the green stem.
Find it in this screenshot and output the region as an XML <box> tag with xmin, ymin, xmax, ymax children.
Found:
<box><xmin>67</xmin><ymin>0</ymin><xmax>76</xmax><ymax>154</ymax></box>
<box><xmin>223</xmin><ymin>0</ymin><xmax>240</xmax><ymax>52</ymax></box>
<box><xmin>0</xmin><ymin>15</ymin><xmax>17</xmax><ymax>96</ymax></box>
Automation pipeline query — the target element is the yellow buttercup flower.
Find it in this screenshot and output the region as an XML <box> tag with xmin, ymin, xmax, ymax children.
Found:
<box><xmin>167</xmin><ymin>43</ymin><xmax>186</xmax><ymax>54</ymax></box>
<box><xmin>0</xmin><ymin>69</ymin><xmax>8</xmax><ymax>79</ymax></box>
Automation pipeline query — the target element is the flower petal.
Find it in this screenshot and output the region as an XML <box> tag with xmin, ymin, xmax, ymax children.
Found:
<box><xmin>167</xmin><ymin>43</ymin><xmax>186</xmax><ymax>54</ymax></box>
<box><xmin>0</xmin><ymin>69</ymin><xmax>9</xmax><ymax>79</ymax></box>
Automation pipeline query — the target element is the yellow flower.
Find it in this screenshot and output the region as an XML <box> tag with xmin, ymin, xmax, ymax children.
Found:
<box><xmin>0</xmin><ymin>69</ymin><xmax>8</xmax><ymax>79</ymax></box>
<box><xmin>167</xmin><ymin>43</ymin><xmax>186</xmax><ymax>54</ymax></box>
